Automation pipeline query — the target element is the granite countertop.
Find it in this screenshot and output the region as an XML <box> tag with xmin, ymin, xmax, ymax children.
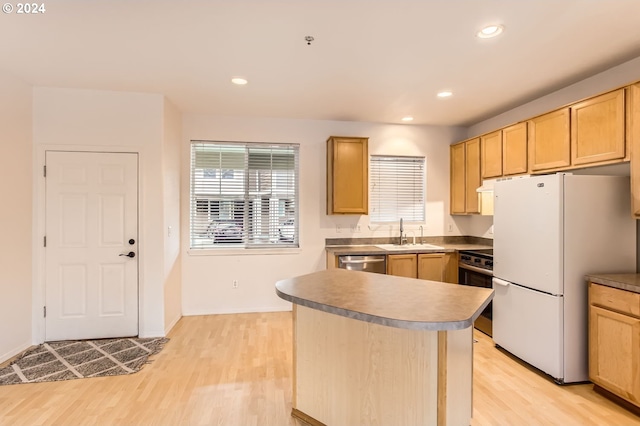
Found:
<box><xmin>275</xmin><ymin>269</ymin><xmax>494</xmax><ymax>331</ymax></box>
<box><xmin>586</xmin><ymin>273</ymin><xmax>640</xmax><ymax>294</ymax></box>
<box><xmin>325</xmin><ymin>243</ymin><xmax>493</xmax><ymax>255</ymax></box>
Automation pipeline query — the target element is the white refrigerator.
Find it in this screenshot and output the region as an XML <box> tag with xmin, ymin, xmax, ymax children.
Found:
<box><xmin>492</xmin><ymin>173</ymin><xmax>636</xmax><ymax>384</ymax></box>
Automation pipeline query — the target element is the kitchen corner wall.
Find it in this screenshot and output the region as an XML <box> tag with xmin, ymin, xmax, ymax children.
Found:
<box><xmin>0</xmin><ymin>71</ymin><xmax>33</xmax><ymax>364</ymax></box>
<box><xmin>180</xmin><ymin>115</ymin><xmax>466</xmax><ymax>315</ymax></box>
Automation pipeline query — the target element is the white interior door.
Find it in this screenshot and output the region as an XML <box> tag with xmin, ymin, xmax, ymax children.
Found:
<box><xmin>45</xmin><ymin>151</ymin><xmax>138</xmax><ymax>341</ymax></box>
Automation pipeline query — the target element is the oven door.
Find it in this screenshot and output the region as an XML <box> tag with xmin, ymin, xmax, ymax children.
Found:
<box><xmin>458</xmin><ymin>265</ymin><xmax>493</xmax><ymax>336</ymax></box>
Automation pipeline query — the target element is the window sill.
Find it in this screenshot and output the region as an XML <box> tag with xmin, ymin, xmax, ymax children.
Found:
<box><xmin>187</xmin><ymin>247</ymin><xmax>301</xmax><ymax>256</ymax></box>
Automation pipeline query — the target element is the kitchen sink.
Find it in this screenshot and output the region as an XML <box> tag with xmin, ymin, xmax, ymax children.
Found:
<box><xmin>375</xmin><ymin>243</ymin><xmax>444</xmax><ymax>251</ymax></box>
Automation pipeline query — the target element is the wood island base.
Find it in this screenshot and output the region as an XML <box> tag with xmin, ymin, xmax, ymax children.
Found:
<box><xmin>291</xmin><ymin>305</ymin><xmax>472</xmax><ymax>426</ymax></box>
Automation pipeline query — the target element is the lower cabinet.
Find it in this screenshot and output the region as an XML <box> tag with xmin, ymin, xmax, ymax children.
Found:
<box><xmin>589</xmin><ymin>282</ymin><xmax>640</xmax><ymax>407</ymax></box>
<box><xmin>387</xmin><ymin>254</ymin><xmax>417</xmax><ymax>278</ymax></box>
<box><xmin>387</xmin><ymin>253</ymin><xmax>458</xmax><ymax>283</ymax></box>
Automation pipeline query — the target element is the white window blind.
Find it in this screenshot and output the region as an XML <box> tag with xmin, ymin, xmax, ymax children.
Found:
<box><xmin>190</xmin><ymin>141</ymin><xmax>299</xmax><ymax>249</ymax></box>
<box><xmin>370</xmin><ymin>155</ymin><xmax>425</xmax><ymax>223</ymax></box>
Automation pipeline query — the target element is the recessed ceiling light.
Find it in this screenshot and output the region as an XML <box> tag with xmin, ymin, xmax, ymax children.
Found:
<box><xmin>231</xmin><ymin>77</ymin><xmax>248</xmax><ymax>85</ymax></box>
<box><xmin>437</xmin><ymin>91</ymin><xmax>453</xmax><ymax>98</ymax></box>
<box><xmin>477</xmin><ymin>24</ymin><xmax>504</xmax><ymax>39</ymax></box>
<box><xmin>401</xmin><ymin>116</ymin><xmax>414</xmax><ymax>122</ymax></box>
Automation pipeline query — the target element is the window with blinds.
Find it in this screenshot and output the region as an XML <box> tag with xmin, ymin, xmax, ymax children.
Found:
<box><xmin>369</xmin><ymin>155</ymin><xmax>425</xmax><ymax>223</ymax></box>
<box><xmin>190</xmin><ymin>141</ymin><xmax>299</xmax><ymax>249</ymax></box>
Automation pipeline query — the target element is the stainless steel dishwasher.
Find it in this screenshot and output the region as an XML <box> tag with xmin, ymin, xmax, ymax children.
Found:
<box><xmin>338</xmin><ymin>255</ymin><xmax>386</xmax><ymax>274</ymax></box>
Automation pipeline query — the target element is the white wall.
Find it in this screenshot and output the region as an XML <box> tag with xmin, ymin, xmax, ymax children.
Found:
<box><xmin>162</xmin><ymin>99</ymin><xmax>182</xmax><ymax>333</ymax></box>
<box><xmin>33</xmin><ymin>87</ymin><xmax>167</xmax><ymax>338</ymax></box>
<box><xmin>0</xmin><ymin>71</ymin><xmax>33</xmax><ymax>363</ymax></box>
<box><xmin>462</xmin><ymin>55</ymin><xmax>640</xmax><ymax>238</ymax></box>
<box><xmin>180</xmin><ymin>115</ymin><xmax>466</xmax><ymax>315</ymax></box>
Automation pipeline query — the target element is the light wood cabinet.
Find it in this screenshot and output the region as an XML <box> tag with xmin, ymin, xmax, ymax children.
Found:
<box><xmin>571</xmin><ymin>89</ymin><xmax>626</xmax><ymax>166</ymax></box>
<box><xmin>629</xmin><ymin>84</ymin><xmax>640</xmax><ymax>217</ymax></box>
<box><xmin>502</xmin><ymin>122</ymin><xmax>528</xmax><ymax>175</ymax></box>
<box><xmin>326</xmin><ymin>136</ymin><xmax>368</xmax><ymax>215</ymax></box>
<box><xmin>418</xmin><ymin>253</ymin><xmax>458</xmax><ymax>284</ymax></box>
<box><xmin>528</xmin><ymin>108</ymin><xmax>571</xmax><ymax>172</ymax></box>
<box><xmin>450</xmin><ymin>142</ymin><xmax>466</xmax><ymax>214</ymax></box>
<box><xmin>387</xmin><ymin>254</ymin><xmax>417</xmax><ymax>278</ymax></box>
<box><xmin>465</xmin><ymin>139</ymin><xmax>481</xmax><ymax>214</ymax></box>
<box><xmin>589</xmin><ymin>283</ymin><xmax>640</xmax><ymax>407</ymax></box>
<box><xmin>388</xmin><ymin>253</ymin><xmax>457</xmax><ymax>283</ymax></box>
<box><xmin>481</xmin><ymin>130</ymin><xmax>502</xmax><ymax>178</ymax></box>
<box><xmin>450</xmin><ymin>139</ymin><xmax>481</xmax><ymax>215</ymax></box>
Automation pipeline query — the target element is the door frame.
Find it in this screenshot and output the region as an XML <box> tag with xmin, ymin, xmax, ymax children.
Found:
<box><xmin>34</xmin><ymin>145</ymin><xmax>142</xmax><ymax>344</ymax></box>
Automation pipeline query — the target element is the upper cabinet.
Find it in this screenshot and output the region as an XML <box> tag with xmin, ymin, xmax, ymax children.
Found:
<box><xmin>327</xmin><ymin>136</ymin><xmax>368</xmax><ymax>215</ymax></box>
<box><xmin>630</xmin><ymin>84</ymin><xmax>640</xmax><ymax>217</ymax></box>
<box><xmin>571</xmin><ymin>89</ymin><xmax>626</xmax><ymax>166</ymax></box>
<box><xmin>528</xmin><ymin>108</ymin><xmax>571</xmax><ymax>172</ymax></box>
<box><xmin>450</xmin><ymin>142</ymin><xmax>466</xmax><ymax>214</ymax></box>
<box><xmin>502</xmin><ymin>122</ymin><xmax>528</xmax><ymax>175</ymax></box>
<box><xmin>450</xmin><ymin>138</ymin><xmax>481</xmax><ymax>215</ymax></box>
<box><xmin>481</xmin><ymin>130</ymin><xmax>502</xmax><ymax>178</ymax></box>
<box><xmin>465</xmin><ymin>139</ymin><xmax>481</xmax><ymax>214</ymax></box>
<box><xmin>450</xmin><ymin>81</ymin><xmax>639</xmax><ymax>217</ymax></box>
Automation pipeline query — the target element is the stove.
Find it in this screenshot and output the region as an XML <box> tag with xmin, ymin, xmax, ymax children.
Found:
<box><xmin>458</xmin><ymin>249</ymin><xmax>493</xmax><ymax>275</ymax></box>
<box><xmin>458</xmin><ymin>249</ymin><xmax>493</xmax><ymax>336</ymax></box>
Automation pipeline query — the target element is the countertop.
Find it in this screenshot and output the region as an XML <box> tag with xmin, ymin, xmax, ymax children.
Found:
<box><xmin>275</xmin><ymin>268</ymin><xmax>494</xmax><ymax>331</ymax></box>
<box><xmin>587</xmin><ymin>273</ymin><xmax>640</xmax><ymax>294</ymax></box>
<box><xmin>325</xmin><ymin>243</ymin><xmax>493</xmax><ymax>256</ymax></box>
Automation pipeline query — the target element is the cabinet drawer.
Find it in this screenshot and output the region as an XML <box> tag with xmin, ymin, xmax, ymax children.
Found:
<box><xmin>590</xmin><ymin>283</ymin><xmax>640</xmax><ymax>318</ymax></box>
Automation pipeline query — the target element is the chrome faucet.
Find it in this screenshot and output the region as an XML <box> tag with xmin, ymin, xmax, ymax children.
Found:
<box><xmin>419</xmin><ymin>225</ymin><xmax>423</xmax><ymax>244</ymax></box>
<box><xmin>399</xmin><ymin>218</ymin><xmax>407</xmax><ymax>245</ymax></box>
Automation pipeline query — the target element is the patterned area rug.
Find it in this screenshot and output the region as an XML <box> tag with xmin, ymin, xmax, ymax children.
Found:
<box><xmin>0</xmin><ymin>337</ymin><xmax>168</xmax><ymax>385</ymax></box>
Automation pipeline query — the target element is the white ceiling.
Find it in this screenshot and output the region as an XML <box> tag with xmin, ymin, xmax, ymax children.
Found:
<box><xmin>2</xmin><ymin>0</ymin><xmax>640</xmax><ymax>126</ymax></box>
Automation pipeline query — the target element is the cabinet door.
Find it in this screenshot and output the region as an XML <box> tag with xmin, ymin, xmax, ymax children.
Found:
<box><xmin>327</xmin><ymin>137</ymin><xmax>368</xmax><ymax>215</ymax></box>
<box><xmin>417</xmin><ymin>253</ymin><xmax>444</xmax><ymax>282</ymax></box>
<box><xmin>450</xmin><ymin>143</ymin><xmax>466</xmax><ymax>215</ymax></box>
<box><xmin>571</xmin><ymin>89</ymin><xmax>626</xmax><ymax>166</ymax></box>
<box><xmin>589</xmin><ymin>304</ymin><xmax>640</xmax><ymax>404</ymax></box>
<box><xmin>442</xmin><ymin>252</ymin><xmax>458</xmax><ymax>284</ymax></box>
<box><xmin>465</xmin><ymin>138</ymin><xmax>481</xmax><ymax>214</ymax></box>
<box><xmin>502</xmin><ymin>122</ymin><xmax>528</xmax><ymax>175</ymax></box>
<box><xmin>528</xmin><ymin>108</ymin><xmax>570</xmax><ymax>171</ymax></box>
<box><xmin>387</xmin><ymin>254</ymin><xmax>417</xmax><ymax>278</ymax></box>
<box><xmin>631</xmin><ymin>84</ymin><xmax>640</xmax><ymax>217</ymax></box>
<box><xmin>481</xmin><ymin>130</ymin><xmax>502</xmax><ymax>178</ymax></box>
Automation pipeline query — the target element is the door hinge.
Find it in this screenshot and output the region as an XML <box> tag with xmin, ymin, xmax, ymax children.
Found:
<box><xmin>44</xmin><ymin>236</ymin><xmax>46</xmax><ymax>247</ymax></box>
<box><xmin>43</xmin><ymin>165</ymin><xmax>46</xmax><ymax>177</ymax></box>
<box><xmin>44</xmin><ymin>306</ymin><xmax>46</xmax><ymax>318</ymax></box>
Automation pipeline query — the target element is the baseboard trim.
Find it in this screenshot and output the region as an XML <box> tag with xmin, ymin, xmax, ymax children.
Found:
<box><xmin>164</xmin><ymin>314</ymin><xmax>182</xmax><ymax>335</ymax></box>
<box><xmin>291</xmin><ymin>408</ymin><xmax>326</xmax><ymax>426</ymax></box>
<box><xmin>593</xmin><ymin>384</ymin><xmax>640</xmax><ymax>416</ymax></box>
<box><xmin>182</xmin><ymin>307</ymin><xmax>292</xmax><ymax>316</ymax></box>
<box><xmin>0</xmin><ymin>341</ymin><xmax>33</xmax><ymax>366</ymax></box>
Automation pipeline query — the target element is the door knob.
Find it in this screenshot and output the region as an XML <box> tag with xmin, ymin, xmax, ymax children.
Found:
<box><xmin>119</xmin><ymin>251</ymin><xmax>136</xmax><ymax>258</ymax></box>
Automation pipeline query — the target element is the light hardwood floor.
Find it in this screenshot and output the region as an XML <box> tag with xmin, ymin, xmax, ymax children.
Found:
<box><xmin>0</xmin><ymin>312</ymin><xmax>638</xmax><ymax>426</ymax></box>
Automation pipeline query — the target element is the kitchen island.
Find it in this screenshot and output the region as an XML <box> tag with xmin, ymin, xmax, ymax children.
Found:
<box><xmin>275</xmin><ymin>268</ymin><xmax>493</xmax><ymax>426</ymax></box>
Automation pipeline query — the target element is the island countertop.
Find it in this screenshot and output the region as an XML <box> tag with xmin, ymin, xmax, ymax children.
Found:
<box><xmin>275</xmin><ymin>268</ymin><xmax>493</xmax><ymax>331</ymax></box>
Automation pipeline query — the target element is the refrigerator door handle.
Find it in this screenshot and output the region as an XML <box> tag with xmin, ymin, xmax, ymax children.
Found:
<box><xmin>493</xmin><ymin>277</ymin><xmax>511</xmax><ymax>287</ymax></box>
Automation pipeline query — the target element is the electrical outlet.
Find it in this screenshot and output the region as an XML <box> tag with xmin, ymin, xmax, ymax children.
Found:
<box><xmin>489</xmin><ymin>225</ymin><xmax>494</xmax><ymax>234</ymax></box>
<box><xmin>336</xmin><ymin>225</ymin><xmax>342</xmax><ymax>233</ymax></box>
<box><xmin>448</xmin><ymin>224</ymin><xmax>453</xmax><ymax>232</ymax></box>
<box><xmin>232</xmin><ymin>280</ymin><xmax>238</xmax><ymax>289</ymax></box>
<box><xmin>350</xmin><ymin>225</ymin><xmax>361</xmax><ymax>233</ymax></box>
